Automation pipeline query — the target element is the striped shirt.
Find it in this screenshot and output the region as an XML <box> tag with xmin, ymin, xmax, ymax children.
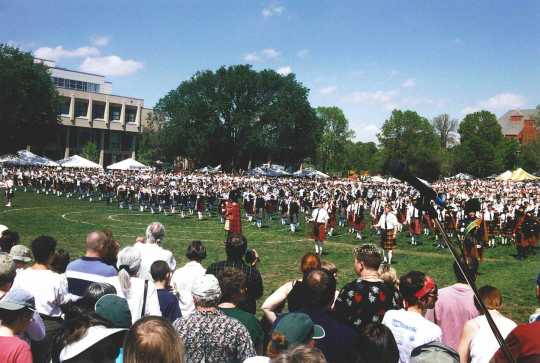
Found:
<box><xmin>65</xmin><ymin>256</ymin><xmax>117</xmax><ymax>297</ymax></box>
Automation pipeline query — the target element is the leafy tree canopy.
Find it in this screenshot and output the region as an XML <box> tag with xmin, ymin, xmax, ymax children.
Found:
<box><xmin>0</xmin><ymin>44</ymin><xmax>60</xmax><ymax>154</ymax></box>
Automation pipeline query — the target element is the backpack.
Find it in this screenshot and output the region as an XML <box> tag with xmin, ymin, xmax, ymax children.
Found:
<box><xmin>410</xmin><ymin>341</ymin><xmax>460</xmax><ymax>363</ymax></box>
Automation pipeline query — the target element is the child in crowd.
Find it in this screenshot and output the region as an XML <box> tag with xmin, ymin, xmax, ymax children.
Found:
<box><xmin>151</xmin><ymin>260</ymin><xmax>181</xmax><ymax>323</ymax></box>
<box><xmin>0</xmin><ymin>288</ymin><xmax>35</xmax><ymax>363</ymax></box>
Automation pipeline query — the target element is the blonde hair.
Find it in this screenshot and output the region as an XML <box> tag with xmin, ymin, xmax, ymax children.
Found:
<box><xmin>378</xmin><ymin>263</ymin><xmax>398</xmax><ymax>287</ymax></box>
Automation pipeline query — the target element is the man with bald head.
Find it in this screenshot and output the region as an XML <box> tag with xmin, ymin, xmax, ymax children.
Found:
<box><xmin>65</xmin><ymin>231</ymin><xmax>117</xmax><ymax>298</ymax></box>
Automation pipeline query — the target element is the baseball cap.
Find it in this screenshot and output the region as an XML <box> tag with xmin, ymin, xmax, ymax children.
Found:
<box><xmin>191</xmin><ymin>274</ymin><xmax>221</xmax><ymax>301</ymax></box>
<box><xmin>59</xmin><ymin>325</ymin><xmax>127</xmax><ymax>361</ymax></box>
<box><xmin>9</xmin><ymin>245</ymin><xmax>32</xmax><ymax>263</ymax></box>
<box><xmin>0</xmin><ymin>253</ymin><xmax>16</xmax><ymax>278</ymax></box>
<box><xmin>95</xmin><ymin>294</ymin><xmax>132</xmax><ymax>329</ymax></box>
<box><xmin>0</xmin><ymin>288</ymin><xmax>35</xmax><ymax>312</ymax></box>
<box><xmin>0</xmin><ymin>225</ymin><xmax>8</xmax><ymax>235</ymax></box>
<box><xmin>273</xmin><ymin>313</ymin><xmax>325</xmax><ymax>345</ymax></box>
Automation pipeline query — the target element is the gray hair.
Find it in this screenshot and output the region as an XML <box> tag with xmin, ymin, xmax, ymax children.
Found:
<box><xmin>145</xmin><ymin>222</ymin><xmax>166</xmax><ymax>245</ymax></box>
<box><xmin>117</xmin><ymin>247</ymin><xmax>142</xmax><ymax>296</ymax></box>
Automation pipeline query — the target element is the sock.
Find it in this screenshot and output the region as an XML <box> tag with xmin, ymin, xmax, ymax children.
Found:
<box><xmin>388</xmin><ymin>250</ymin><xmax>393</xmax><ymax>264</ymax></box>
<box><xmin>314</xmin><ymin>242</ymin><xmax>320</xmax><ymax>254</ymax></box>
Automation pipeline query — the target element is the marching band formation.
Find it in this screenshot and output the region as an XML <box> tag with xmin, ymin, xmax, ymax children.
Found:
<box><xmin>1</xmin><ymin>166</ymin><xmax>539</xmax><ymax>262</ymax></box>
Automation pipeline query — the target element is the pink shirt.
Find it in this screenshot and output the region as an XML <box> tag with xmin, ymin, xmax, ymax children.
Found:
<box><xmin>0</xmin><ymin>336</ymin><xmax>33</xmax><ymax>363</ymax></box>
<box><xmin>425</xmin><ymin>283</ymin><xmax>479</xmax><ymax>350</ymax></box>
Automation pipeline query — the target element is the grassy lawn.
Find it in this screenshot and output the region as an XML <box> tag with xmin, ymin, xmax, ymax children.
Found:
<box><xmin>1</xmin><ymin>191</ymin><xmax>538</xmax><ymax>323</ymax></box>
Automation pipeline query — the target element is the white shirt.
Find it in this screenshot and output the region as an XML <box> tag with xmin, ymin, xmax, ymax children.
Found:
<box><xmin>107</xmin><ymin>276</ymin><xmax>162</xmax><ymax>323</ymax></box>
<box><xmin>469</xmin><ymin>312</ymin><xmax>516</xmax><ymax>363</ymax></box>
<box><xmin>377</xmin><ymin>212</ymin><xmax>400</xmax><ymax>230</ymax></box>
<box><xmin>134</xmin><ymin>242</ymin><xmax>176</xmax><ymax>280</ymax></box>
<box><xmin>171</xmin><ymin>261</ymin><xmax>206</xmax><ymax>316</ymax></box>
<box><xmin>311</xmin><ymin>207</ymin><xmax>330</xmax><ymax>224</ymax></box>
<box><xmin>12</xmin><ymin>269</ymin><xmax>69</xmax><ymax>317</ymax></box>
<box><xmin>382</xmin><ymin>309</ymin><xmax>442</xmax><ymax>363</ymax></box>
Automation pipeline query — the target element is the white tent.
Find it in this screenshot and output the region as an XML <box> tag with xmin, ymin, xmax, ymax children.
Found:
<box><xmin>293</xmin><ymin>168</ymin><xmax>329</xmax><ymax>179</ymax></box>
<box><xmin>196</xmin><ymin>165</ymin><xmax>222</xmax><ymax>174</ymax></box>
<box><xmin>1</xmin><ymin>150</ymin><xmax>59</xmax><ymax>166</ymax></box>
<box><xmin>496</xmin><ymin>170</ymin><xmax>513</xmax><ymax>181</ymax></box>
<box><xmin>106</xmin><ymin>158</ymin><xmax>151</xmax><ymax>171</ymax></box>
<box><xmin>509</xmin><ymin>168</ymin><xmax>539</xmax><ymax>181</ymax></box>
<box><xmin>446</xmin><ymin>173</ymin><xmax>473</xmax><ymax>180</ymax></box>
<box><xmin>58</xmin><ymin>155</ymin><xmax>102</xmax><ymax>169</ymax></box>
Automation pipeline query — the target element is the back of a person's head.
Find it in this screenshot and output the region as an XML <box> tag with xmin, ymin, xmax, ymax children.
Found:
<box><xmin>271</xmin><ymin>345</ymin><xmax>327</xmax><ymax>363</ymax></box>
<box><xmin>218</xmin><ymin>267</ymin><xmax>246</xmax><ymax>303</ymax></box>
<box><xmin>304</xmin><ymin>269</ymin><xmax>336</xmax><ymax>308</ymax></box>
<box><xmin>379</xmin><ymin>264</ymin><xmax>398</xmax><ymax>287</ymax></box>
<box><xmin>117</xmin><ymin>246</ymin><xmax>141</xmax><ymax>294</ymax></box>
<box><xmin>355</xmin><ymin>323</ymin><xmax>399</xmax><ymax>363</ymax></box>
<box><xmin>145</xmin><ymin>222</ymin><xmax>166</xmax><ymax>245</ymax></box>
<box><xmin>0</xmin><ymin>253</ymin><xmax>16</xmax><ymax>286</ymax></box>
<box><xmin>151</xmin><ymin>260</ymin><xmax>171</xmax><ymax>282</ymax></box>
<box><xmin>353</xmin><ymin>244</ymin><xmax>382</xmax><ymax>270</ymax></box>
<box><xmin>476</xmin><ymin>285</ymin><xmax>502</xmax><ymax>311</ymax></box>
<box><xmin>0</xmin><ymin>230</ymin><xmax>19</xmax><ymax>253</ymax></box>
<box><xmin>453</xmin><ymin>257</ymin><xmax>479</xmax><ymax>284</ymax></box>
<box><xmin>31</xmin><ymin>235</ymin><xmax>57</xmax><ymax>264</ymax></box>
<box><xmin>225</xmin><ymin>233</ymin><xmax>247</xmax><ymax>260</ymax></box>
<box><xmin>320</xmin><ymin>260</ymin><xmax>337</xmax><ymax>277</ymax></box>
<box><xmin>300</xmin><ymin>253</ymin><xmax>321</xmax><ymax>274</ymax></box>
<box><xmin>399</xmin><ymin>271</ymin><xmax>427</xmax><ymax>306</ymax></box>
<box><xmin>185</xmin><ymin>240</ymin><xmax>207</xmax><ymax>261</ymax></box>
<box><xmin>85</xmin><ymin>231</ymin><xmax>107</xmax><ymax>253</ymax></box>
<box><xmin>50</xmin><ymin>249</ymin><xmax>70</xmax><ymax>274</ymax></box>
<box><xmin>123</xmin><ymin>316</ymin><xmax>185</xmax><ymax>363</ymax></box>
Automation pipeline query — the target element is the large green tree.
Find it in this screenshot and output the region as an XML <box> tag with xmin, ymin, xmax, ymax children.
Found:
<box><xmin>378</xmin><ymin>109</ymin><xmax>441</xmax><ymax>180</ymax></box>
<box><xmin>519</xmin><ymin>140</ymin><xmax>540</xmax><ymax>172</ymax></box>
<box><xmin>343</xmin><ymin>141</ymin><xmax>379</xmax><ymax>173</ymax></box>
<box><xmin>453</xmin><ymin>110</ymin><xmax>507</xmax><ymax>177</ymax></box>
<box><xmin>0</xmin><ymin>44</ymin><xmax>59</xmax><ymax>154</ymax></box>
<box><xmin>315</xmin><ymin>106</ymin><xmax>355</xmax><ymax>173</ymax></box>
<box><xmin>154</xmin><ymin>65</ymin><xmax>321</xmax><ymax>169</ymax></box>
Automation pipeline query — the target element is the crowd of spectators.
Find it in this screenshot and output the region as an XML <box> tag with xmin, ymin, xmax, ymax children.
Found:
<box><xmin>0</xmin><ymin>223</ymin><xmax>539</xmax><ymax>363</ymax></box>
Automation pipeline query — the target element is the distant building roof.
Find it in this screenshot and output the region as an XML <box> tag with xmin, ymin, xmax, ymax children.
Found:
<box><xmin>498</xmin><ymin>109</ymin><xmax>537</xmax><ymax>136</ymax></box>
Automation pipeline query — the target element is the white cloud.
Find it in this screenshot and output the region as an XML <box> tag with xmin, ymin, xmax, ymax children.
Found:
<box><xmin>243</xmin><ymin>48</ymin><xmax>280</xmax><ymax>63</ymax></box>
<box><xmin>262</xmin><ymin>4</ymin><xmax>285</xmax><ymax>17</ymax></box>
<box><xmin>461</xmin><ymin>93</ymin><xmax>527</xmax><ymax>115</ymax></box>
<box><xmin>276</xmin><ymin>66</ymin><xmax>292</xmax><ymax>76</ymax></box>
<box><xmin>34</xmin><ymin>45</ymin><xmax>100</xmax><ymax>61</ymax></box>
<box><xmin>297</xmin><ymin>49</ymin><xmax>309</xmax><ymax>58</ymax></box>
<box><xmin>91</xmin><ymin>35</ymin><xmax>110</xmax><ymax>47</ymax></box>
<box><xmin>319</xmin><ymin>86</ymin><xmax>337</xmax><ymax>95</ymax></box>
<box><xmin>401</xmin><ymin>78</ymin><xmax>416</xmax><ymax>88</ymax></box>
<box><xmin>354</xmin><ymin>124</ymin><xmax>380</xmax><ymax>143</ymax></box>
<box><xmin>79</xmin><ymin>55</ymin><xmax>143</xmax><ymax>76</ymax></box>
<box><xmin>344</xmin><ymin>90</ymin><xmax>400</xmax><ymax>110</ymax></box>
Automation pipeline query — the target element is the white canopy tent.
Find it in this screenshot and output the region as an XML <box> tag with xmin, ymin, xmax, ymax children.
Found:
<box><xmin>293</xmin><ymin>168</ymin><xmax>329</xmax><ymax>179</ymax></box>
<box><xmin>57</xmin><ymin>155</ymin><xmax>103</xmax><ymax>169</ymax></box>
<box><xmin>446</xmin><ymin>173</ymin><xmax>474</xmax><ymax>180</ymax></box>
<box><xmin>196</xmin><ymin>165</ymin><xmax>222</xmax><ymax>174</ymax></box>
<box><xmin>106</xmin><ymin>158</ymin><xmax>151</xmax><ymax>171</ymax></box>
<box><xmin>495</xmin><ymin>170</ymin><xmax>513</xmax><ymax>181</ymax></box>
<box><xmin>0</xmin><ymin>150</ymin><xmax>59</xmax><ymax>167</ymax></box>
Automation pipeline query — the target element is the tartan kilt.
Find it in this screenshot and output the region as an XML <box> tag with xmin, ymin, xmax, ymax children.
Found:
<box><xmin>381</xmin><ymin>229</ymin><xmax>396</xmax><ymax>250</ymax></box>
<box><xmin>354</xmin><ymin>220</ymin><xmax>365</xmax><ymax>231</ymax></box>
<box><xmin>409</xmin><ymin>218</ymin><xmax>421</xmax><ymax>236</ymax></box>
<box><xmin>313</xmin><ymin>223</ymin><xmax>326</xmax><ymax>241</ymax></box>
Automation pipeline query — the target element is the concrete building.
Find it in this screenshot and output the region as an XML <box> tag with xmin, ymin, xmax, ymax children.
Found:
<box><xmin>498</xmin><ymin>109</ymin><xmax>538</xmax><ymax>145</ymax></box>
<box><xmin>35</xmin><ymin>58</ymin><xmax>152</xmax><ymax>166</ymax></box>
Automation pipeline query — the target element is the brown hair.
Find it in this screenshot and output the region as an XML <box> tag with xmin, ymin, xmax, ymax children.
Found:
<box><xmin>272</xmin><ymin>345</ymin><xmax>328</xmax><ymax>363</ymax></box>
<box><xmin>321</xmin><ymin>260</ymin><xmax>337</xmax><ymax>276</ymax></box>
<box><xmin>123</xmin><ymin>316</ymin><xmax>185</xmax><ymax>363</ymax></box>
<box><xmin>353</xmin><ymin>244</ymin><xmax>382</xmax><ymax>270</ymax></box>
<box><xmin>476</xmin><ymin>285</ymin><xmax>502</xmax><ymax>311</ymax></box>
<box><xmin>267</xmin><ymin>331</ymin><xmax>289</xmax><ymax>359</ymax></box>
<box><xmin>300</xmin><ymin>253</ymin><xmax>321</xmax><ymax>274</ymax></box>
<box><xmin>217</xmin><ymin>268</ymin><xmax>246</xmax><ymax>303</ymax></box>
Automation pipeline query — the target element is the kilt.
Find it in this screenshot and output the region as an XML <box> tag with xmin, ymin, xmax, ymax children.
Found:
<box><xmin>409</xmin><ymin>218</ymin><xmax>421</xmax><ymax>236</ymax></box>
<box><xmin>313</xmin><ymin>223</ymin><xmax>326</xmax><ymax>241</ymax></box>
<box><xmin>354</xmin><ymin>220</ymin><xmax>365</xmax><ymax>231</ymax></box>
<box><xmin>381</xmin><ymin>229</ymin><xmax>396</xmax><ymax>250</ymax></box>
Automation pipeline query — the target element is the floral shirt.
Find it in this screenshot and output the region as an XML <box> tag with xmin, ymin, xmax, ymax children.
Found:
<box><xmin>333</xmin><ymin>278</ymin><xmax>401</xmax><ymax>332</ymax></box>
<box><xmin>173</xmin><ymin>309</ymin><xmax>255</xmax><ymax>363</ymax></box>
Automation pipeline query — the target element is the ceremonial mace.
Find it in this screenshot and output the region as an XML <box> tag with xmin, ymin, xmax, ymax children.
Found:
<box><xmin>390</xmin><ymin>160</ymin><xmax>515</xmax><ymax>363</ymax></box>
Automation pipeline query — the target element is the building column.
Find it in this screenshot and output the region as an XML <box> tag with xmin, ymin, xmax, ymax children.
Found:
<box><xmin>69</xmin><ymin>95</ymin><xmax>75</xmax><ymax>121</ymax></box>
<box><xmin>104</xmin><ymin>98</ymin><xmax>110</xmax><ymax>124</ymax></box>
<box><xmin>135</xmin><ymin>104</ymin><xmax>141</xmax><ymax>129</ymax></box>
<box><xmin>64</xmin><ymin>127</ymin><xmax>71</xmax><ymax>158</ymax></box>
<box><xmin>99</xmin><ymin>130</ymin><xmax>105</xmax><ymax>166</ymax></box>
<box><xmin>86</xmin><ymin>97</ymin><xmax>93</xmax><ymax>122</ymax></box>
<box><xmin>131</xmin><ymin>135</ymin><xmax>136</xmax><ymax>159</ymax></box>
<box><xmin>120</xmin><ymin>103</ymin><xmax>126</xmax><ymax>127</ymax></box>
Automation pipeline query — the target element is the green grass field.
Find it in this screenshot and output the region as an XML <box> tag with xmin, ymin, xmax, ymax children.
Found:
<box><xmin>1</xmin><ymin>191</ymin><xmax>538</xmax><ymax>323</ymax></box>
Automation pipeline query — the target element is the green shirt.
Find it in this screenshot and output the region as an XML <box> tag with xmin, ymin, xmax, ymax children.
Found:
<box><xmin>219</xmin><ymin>307</ymin><xmax>264</xmax><ymax>347</ymax></box>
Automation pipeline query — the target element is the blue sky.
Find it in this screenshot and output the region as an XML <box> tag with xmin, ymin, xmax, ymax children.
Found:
<box><xmin>2</xmin><ymin>0</ymin><xmax>539</xmax><ymax>142</ymax></box>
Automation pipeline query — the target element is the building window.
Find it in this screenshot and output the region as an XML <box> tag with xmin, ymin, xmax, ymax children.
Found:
<box><xmin>110</xmin><ymin>105</ymin><xmax>121</xmax><ymax>121</ymax></box>
<box><xmin>75</xmin><ymin>100</ymin><xmax>87</xmax><ymax>118</ymax></box>
<box><xmin>52</xmin><ymin>77</ymin><xmax>100</xmax><ymax>93</ymax></box>
<box><xmin>92</xmin><ymin>103</ymin><xmax>105</xmax><ymax>120</ymax></box>
<box><xmin>110</xmin><ymin>133</ymin><xmax>121</xmax><ymax>151</ymax></box>
<box><xmin>126</xmin><ymin>108</ymin><xmax>137</xmax><ymax>123</ymax></box>
<box><xmin>58</xmin><ymin>97</ymin><xmax>70</xmax><ymax>115</ymax></box>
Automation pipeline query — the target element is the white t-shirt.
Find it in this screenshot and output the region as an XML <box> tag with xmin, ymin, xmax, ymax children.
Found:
<box><xmin>171</xmin><ymin>261</ymin><xmax>206</xmax><ymax>316</ymax></box>
<box><xmin>382</xmin><ymin>309</ymin><xmax>442</xmax><ymax>363</ymax></box>
<box><xmin>134</xmin><ymin>242</ymin><xmax>176</xmax><ymax>280</ymax></box>
<box><xmin>107</xmin><ymin>276</ymin><xmax>162</xmax><ymax>323</ymax></box>
<box><xmin>12</xmin><ymin>269</ymin><xmax>69</xmax><ymax>317</ymax></box>
<box><xmin>311</xmin><ymin>208</ymin><xmax>330</xmax><ymax>224</ymax></box>
<box><xmin>469</xmin><ymin>312</ymin><xmax>516</xmax><ymax>363</ymax></box>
